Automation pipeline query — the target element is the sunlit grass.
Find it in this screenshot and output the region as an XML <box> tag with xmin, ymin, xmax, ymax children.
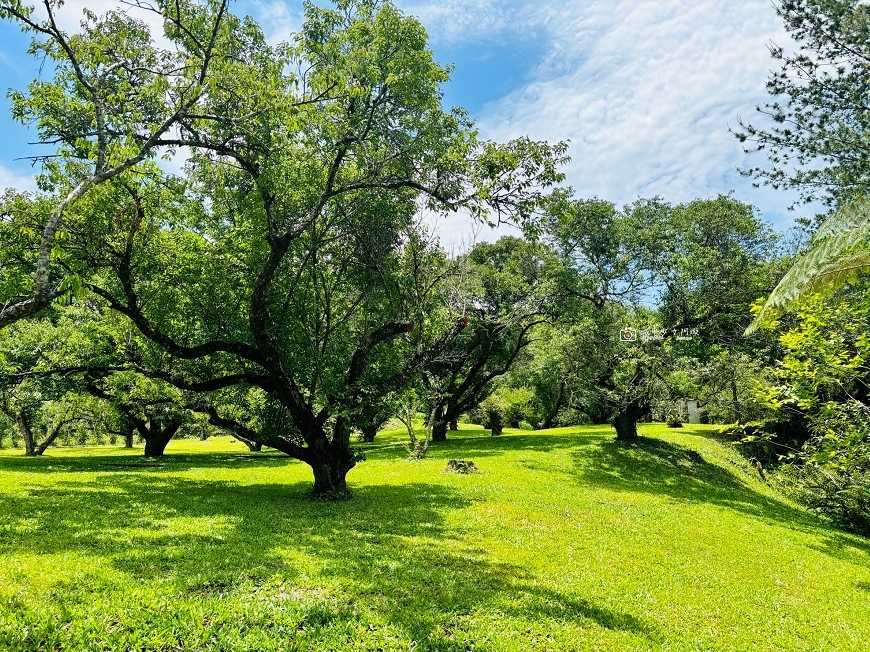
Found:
<box><xmin>1</xmin><ymin>424</ymin><xmax>869</xmax><ymax>650</ymax></box>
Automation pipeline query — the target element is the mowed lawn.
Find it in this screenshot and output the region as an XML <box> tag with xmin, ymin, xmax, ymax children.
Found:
<box><xmin>1</xmin><ymin>424</ymin><xmax>869</xmax><ymax>651</ymax></box>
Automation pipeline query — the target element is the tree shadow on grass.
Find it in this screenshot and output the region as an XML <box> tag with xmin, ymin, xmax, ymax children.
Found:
<box><xmin>805</xmin><ymin>531</ymin><xmax>870</xmax><ymax>566</ymax></box>
<box><xmin>0</xmin><ymin>472</ymin><xmax>660</xmax><ymax>649</ymax></box>
<box><xmin>572</xmin><ymin>436</ymin><xmax>831</xmax><ymax>534</ymax></box>
<box><xmin>431</xmin><ymin>430</ymin><xmax>607</xmax><ymax>457</ymax></box>
<box><xmin>0</xmin><ymin>450</ymin><xmax>302</xmax><ymax>475</ymax></box>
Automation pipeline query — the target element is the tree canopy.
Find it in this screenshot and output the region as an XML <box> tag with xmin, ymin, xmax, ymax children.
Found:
<box><xmin>0</xmin><ymin>0</ymin><xmax>567</xmax><ymax>495</ymax></box>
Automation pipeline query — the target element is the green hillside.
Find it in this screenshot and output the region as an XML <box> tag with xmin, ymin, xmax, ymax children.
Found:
<box><xmin>1</xmin><ymin>425</ymin><xmax>868</xmax><ymax>651</ymax></box>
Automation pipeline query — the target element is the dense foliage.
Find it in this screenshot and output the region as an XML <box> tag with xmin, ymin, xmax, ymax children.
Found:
<box><xmin>746</xmin><ymin>285</ymin><xmax>870</xmax><ymax>532</ymax></box>
<box><xmin>0</xmin><ymin>0</ymin><xmax>567</xmax><ymax>496</ymax></box>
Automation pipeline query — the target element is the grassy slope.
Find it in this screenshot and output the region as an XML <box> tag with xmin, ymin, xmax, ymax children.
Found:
<box><xmin>0</xmin><ymin>424</ymin><xmax>869</xmax><ymax>651</ymax></box>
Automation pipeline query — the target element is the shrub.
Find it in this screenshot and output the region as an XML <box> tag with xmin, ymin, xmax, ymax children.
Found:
<box><xmin>720</xmin><ymin>417</ymin><xmax>811</xmax><ymax>468</ymax></box>
<box><xmin>477</xmin><ymin>387</ymin><xmax>534</xmax><ymax>435</ymax></box>
<box><xmin>776</xmin><ymin>464</ymin><xmax>870</xmax><ymax>536</ymax></box>
<box><xmin>723</xmin><ymin>402</ymin><xmax>870</xmax><ymax>533</ymax></box>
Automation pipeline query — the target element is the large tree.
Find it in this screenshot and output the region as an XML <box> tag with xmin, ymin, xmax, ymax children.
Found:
<box><xmin>10</xmin><ymin>0</ymin><xmax>566</xmax><ymax>496</ymax></box>
<box><xmin>540</xmin><ymin>195</ymin><xmax>670</xmax><ymax>439</ymax></box>
<box><xmin>659</xmin><ymin>196</ymin><xmax>782</xmax><ymax>425</ymax></box>
<box><xmin>541</xmin><ymin>194</ymin><xmax>777</xmax><ymax>440</ymax></box>
<box><xmin>735</xmin><ymin>0</ymin><xmax>870</xmax><ymax>208</ymax></box>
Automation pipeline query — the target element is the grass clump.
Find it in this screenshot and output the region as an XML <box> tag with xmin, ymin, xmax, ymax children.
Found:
<box><xmin>443</xmin><ymin>459</ymin><xmax>478</xmax><ymax>474</ymax></box>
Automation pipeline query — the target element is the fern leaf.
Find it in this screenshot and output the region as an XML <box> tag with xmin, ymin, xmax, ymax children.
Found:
<box><xmin>815</xmin><ymin>197</ymin><xmax>870</xmax><ymax>240</ymax></box>
<box><xmin>746</xmin><ymin>197</ymin><xmax>870</xmax><ymax>335</ymax></box>
<box><xmin>804</xmin><ymin>251</ymin><xmax>870</xmax><ymax>296</ymax></box>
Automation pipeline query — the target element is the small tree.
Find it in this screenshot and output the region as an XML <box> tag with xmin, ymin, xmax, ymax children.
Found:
<box><xmin>0</xmin><ymin>308</ymin><xmax>115</xmax><ymax>454</ymax></box>
<box><xmin>476</xmin><ymin>386</ymin><xmax>534</xmax><ymax>433</ymax></box>
<box><xmin>424</xmin><ymin>238</ymin><xmax>558</xmax><ymax>440</ymax></box>
<box><xmin>84</xmin><ymin>373</ymin><xmax>189</xmax><ymax>457</ymax></box>
<box><xmin>396</xmin><ymin>388</ymin><xmax>433</xmax><ymax>460</ymax></box>
<box><xmin>0</xmin><ymin>386</ymin><xmax>100</xmax><ymax>455</ymax></box>
<box><xmin>477</xmin><ymin>394</ymin><xmax>504</xmax><ymax>436</ymax></box>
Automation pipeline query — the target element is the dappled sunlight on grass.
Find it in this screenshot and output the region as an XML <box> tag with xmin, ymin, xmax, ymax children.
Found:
<box><xmin>1</xmin><ymin>426</ymin><xmax>869</xmax><ymax>650</ymax></box>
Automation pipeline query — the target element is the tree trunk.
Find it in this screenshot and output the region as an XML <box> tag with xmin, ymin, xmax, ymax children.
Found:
<box><xmin>311</xmin><ymin>461</ymin><xmax>350</xmax><ymax>498</ymax></box>
<box><xmin>730</xmin><ymin>374</ymin><xmax>742</xmax><ymax>424</ymax></box>
<box><xmin>17</xmin><ymin>411</ymin><xmax>36</xmax><ymax>456</ymax></box>
<box><xmin>35</xmin><ymin>424</ymin><xmax>63</xmax><ymax>456</ymax></box>
<box><xmin>123</xmin><ymin>418</ymin><xmax>134</xmax><ymax>448</ymax></box>
<box><xmin>613</xmin><ymin>394</ymin><xmax>647</xmax><ymax>442</ymax></box>
<box><xmin>360</xmin><ymin>424</ymin><xmax>378</xmax><ymax>443</ymax></box>
<box><xmin>431</xmin><ymin>419</ymin><xmax>448</xmax><ymax>442</ymax></box>
<box><xmin>431</xmin><ymin>403</ymin><xmax>463</xmax><ymax>442</ymax></box>
<box><xmin>488</xmin><ymin>409</ymin><xmax>503</xmax><ymax>436</ymax></box>
<box><xmin>309</xmin><ymin>445</ymin><xmax>355</xmax><ymax>499</ymax></box>
<box><xmin>141</xmin><ymin>421</ymin><xmax>181</xmax><ymax>457</ymax></box>
<box><xmin>613</xmin><ymin>411</ymin><xmax>639</xmax><ymax>441</ymax></box>
<box><xmin>301</xmin><ymin>418</ymin><xmax>357</xmax><ymax>499</ymax></box>
<box><xmin>143</xmin><ymin>437</ymin><xmax>170</xmax><ymax>457</ymax></box>
<box><xmin>538</xmin><ymin>380</ymin><xmax>565</xmax><ymax>429</ymax></box>
<box><xmin>231</xmin><ymin>433</ymin><xmax>264</xmax><ymax>451</ymax></box>
<box><xmin>427</xmin><ymin>403</ymin><xmax>447</xmax><ymax>443</ymax></box>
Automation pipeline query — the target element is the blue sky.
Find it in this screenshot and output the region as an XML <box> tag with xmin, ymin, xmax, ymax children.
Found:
<box><xmin>0</xmin><ymin>0</ymin><xmax>814</xmax><ymax>243</ymax></box>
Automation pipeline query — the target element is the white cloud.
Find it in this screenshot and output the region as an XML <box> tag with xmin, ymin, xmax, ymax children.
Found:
<box><xmin>6</xmin><ymin>0</ymin><xmax>811</xmax><ymax>243</ymax></box>
<box><xmin>26</xmin><ymin>0</ymin><xmax>169</xmax><ymax>46</ymax></box>
<box><xmin>480</xmin><ymin>0</ymin><xmax>806</xmax><ymax>218</ymax></box>
<box><xmin>0</xmin><ymin>163</ymin><xmax>36</xmax><ymax>193</ymax></box>
<box><xmin>399</xmin><ymin>0</ymin><xmax>521</xmax><ymax>43</ymax></box>
<box><xmin>249</xmin><ymin>0</ymin><xmax>302</xmax><ymax>44</ymax></box>
<box><xmin>401</xmin><ymin>0</ymin><xmax>816</xmax><ymax>243</ymax></box>
<box><xmin>22</xmin><ymin>0</ymin><xmax>301</xmax><ymax>50</ymax></box>
<box><xmin>429</xmin><ymin>210</ymin><xmax>524</xmax><ymax>252</ymax></box>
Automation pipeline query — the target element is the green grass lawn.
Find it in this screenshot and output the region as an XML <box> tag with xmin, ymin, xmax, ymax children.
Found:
<box><xmin>1</xmin><ymin>424</ymin><xmax>869</xmax><ymax>651</ymax></box>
